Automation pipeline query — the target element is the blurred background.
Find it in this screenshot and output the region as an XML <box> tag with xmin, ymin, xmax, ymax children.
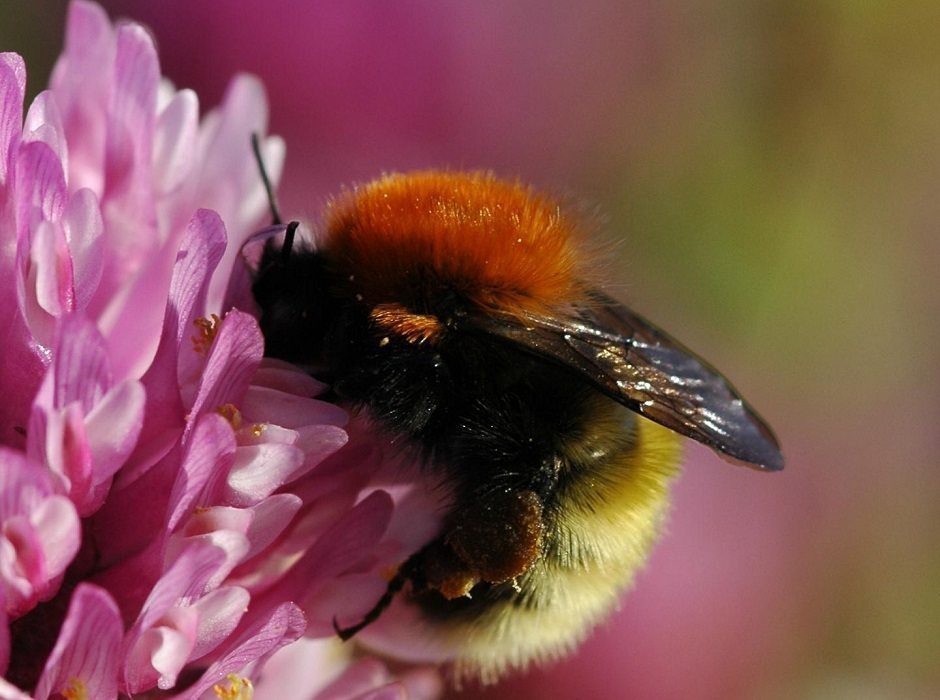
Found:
<box><xmin>3</xmin><ymin>1</ymin><xmax>937</xmax><ymax>698</ymax></box>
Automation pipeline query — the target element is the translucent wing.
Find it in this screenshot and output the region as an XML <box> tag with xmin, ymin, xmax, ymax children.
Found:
<box><xmin>460</xmin><ymin>293</ymin><xmax>783</xmax><ymax>471</ymax></box>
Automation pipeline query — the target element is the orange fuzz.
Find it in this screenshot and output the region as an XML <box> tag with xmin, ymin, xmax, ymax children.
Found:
<box><xmin>324</xmin><ymin>171</ymin><xmax>585</xmax><ymax>314</ymax></box>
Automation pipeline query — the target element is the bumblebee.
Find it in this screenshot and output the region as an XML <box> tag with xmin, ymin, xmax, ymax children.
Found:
<box><xmin>251</xmin><ymin>169</ymin><xmax>782</xmax><ymax>681</ymax></box>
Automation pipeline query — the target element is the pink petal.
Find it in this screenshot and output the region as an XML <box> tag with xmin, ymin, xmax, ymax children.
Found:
<box><xmin>40</xmin><ymin>401</ymin><xmax>93</xmax><ymax>506</ymax></box>
<box><xmin>166</xmin><ymin>413</ymin><xmax>236</xmax><ymax>532</ymax></box>
<box><xmin>51</xmin><ymin>313</ymin><xmax>110</xmax><ymax>412</ymax></box>
<box><xmin>0</xmin><ymin>328</ymin><xmax>44</xmax><ymax>450</ymax></box>
<box><xmin>0</xmin><ymin>678</ymin><xmax>32</xmax><ymax>700</ymax></box>
<box><xmin>29</xmin><ymin>494</ymin><xmax>81</xmax><ymax>590</ymax></box>
<box><xmin>252</xmin><ymin>362</ymin><xmax>329</xmax><ymax>397</ymax></box>
<box><xmin>241</xmin><ymin>386</ymin><xmax>348</xmax><ymax>430</ymax></box>
<box><xmin>396</xmin><ymin>668</ymin><xmax>444</xmax><ymax>700</ymax></box>
<box><xmin>171</xmin><ymin>601</ymin><xmax>305</xmax><ymax>700</ymax></box>
<box><xmin>223</xmin><ymin>442</ymin><xmax>304</xmax><ymax>506</ymax></box>
<box><xmin>240</xmin><ymin>494</ymin><xmax>302</xmax><ymax>561</ymax></box>
<box><xmin>195</xmin><ymin>76</ymin><xmax>283</xmax><ymax>311</ymax></box>
<box><xmin>23</xmin><ymin>91</ymin><xmax>68</xmax><ymax>175</ymax></box>
<box><xmin>253</xmin><ymin>638</ymin><xmax>345</xmax><ymax>699</ymax></box>
<box><xmin>178</xmin><ymin>506</ymin><xmax>253</xmax><ymax>541</ymax></box>
<box><xmin>293</xmin><ymin>424</ymin><xmax>349</xmax><ymax>478</ymax></box>
<box><xmin>49</xmin><ymin>0</ymin><xmax>115</xmax><ymax>194</ymax></box>
<box><xmin>123</xmin><ymin>540</ymin><xmax>239</xmax><ymax>692</ymax></box>
<box><xmin>103</xmin><ymin>207</ymin><xmax>222</xmax><ymax>381</ymax></box>
<box><xmin>0</xmin><ymin>52</ymin><xmax>25</xmax><ymax>185</ymax></box>
<box><xmin>196</xmin><ymin>76</ymin><xmax>274</xmax><ymax>225</ymax></box>
<box><xmin>125</xmin><ymin>607</ymin><xmax>198</xmax><ymax>692</ymax></box>
<box><xmin>1</xmin><ymin>516</ymin><xmax>43</xmax><ymax>610</ymax></box>
<box><xmin>153</xmin><ymin>88</ymin><xmax>198</xmax><ymax>195</ymax></box>
<box><xmin>84</xmin><ymin>379</ymin><xmax>145</xmax><ymax>478</ymax></box>
<box><xmin>189</xmin><ymin>585</ymin><xmax>250</xmax><ymax>661</ymax></box>
<box><xmin>304</xmin><ymin>573</ymin><xmax>387</xmax><ymax>638</ymax></box>
<box><xmin>62</xmin><ymin>188</ymin><xmax>104</xmax><ymax>310</ymax></box>
<box><xmin>221</xmin><ymin>223</ymin><xmax>288</xmax><ymax>314</ymax></box>
<box><xmin>18</xmin><ymin>222</ymin><xmax>71</xmax><ymax>347</ymax></box>
<box><xmin>353</xmin><ymin>685</ymin><xmax>408</xmax><ymax>700</ymax></box>
<box><xmin>314</xmin><ymin>658</ymin><xmax>392</xmax><ymax>700</ymax></box>
<box><xmin>103</xmin><ymin>23</ymin><xmax>158</xmax><ymax>231</ymax></box>
<box><xmin>186</xmin><ymin>310</ymin><xmax>263</xmax><ymax>427</ymax></box>
<box><xmin>246</xmin><ymin>491</ymin><xmax>393</xmax><ymax>636</ymax></box>
<box><xmin>134</xmin><ymin>541</ymin><xmax>226</xmax><ymax>633</ymax></box>
<box><xmin>0</xmin><ymin>588</ymin><xmax>8</xmax><ymax>674</ymax></box>
<box><xmin>0</xmin><ymin>447</ymin><xmax>53</xmax><ymax>512</ymax></box>
<box><xmin>15</xmin><ymin>139</ymin><xmax>67</xmax><ymax>227</ymax></box>
<box><xmin>0</xmin><ymin>451</ymin><xmax>80</xmax><ymax>617</ymax></box>
<box><xmin>170</xmin><ymin>208</ymin><xmax>227</xmax><ymax>366</ymax></box>
<box><xmin>32</xmin><ymin>221</ymin><xmax>73</xmax><ymax>317</ymax></box>
<box><xmin>195</xmin><ymin>497</ymin><xmax>302</xmax><ymax>587</ymax></box>
<box><xmin>150</xmin><ymin>620</ymin><xmax>197</xmax><ymax>690</ymax></box>
<box><xmin>135</xmin><ymin>209</ymin><xmax>226</xmax><ymax>451</ymax></box>
<box><xmin>164</xmin><ymin>530</ymin><xmax>249</xmax><ymax>593</ymax></box>
<box><xmin>32</xmin><ymin>583</ymin><xmax>122</xmax><ymax>700</ymax></box>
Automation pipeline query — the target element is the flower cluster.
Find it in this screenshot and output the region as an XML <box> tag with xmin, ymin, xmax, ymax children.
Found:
<box><xmin>0</xmin><ymin>2</ymin><xmax>439</xmax><ymax>698</ymax></box>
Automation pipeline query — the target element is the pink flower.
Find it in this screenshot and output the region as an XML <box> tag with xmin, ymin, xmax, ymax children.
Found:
<box><xmin>0</xmin><ymin>451</ymin><xmax>79</xmax><ymax>620</ymax></box>
<box><xmin>0</xmin><ymin>2</ymin><xmax>439</xmax><ymax>697</ymax></box>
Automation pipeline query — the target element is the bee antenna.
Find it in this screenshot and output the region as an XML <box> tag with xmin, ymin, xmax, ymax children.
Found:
<box><xmin>251</xmin><ymin>131</ymin><xmax>283</xmax><ymax>226</ymax></box>
<box><xmin>332</xmin><ymin>569</ymin><xmax>407</xmax><ymax>641</ymax></box>
<box><xmin>252</xmin><ymin>132</ymin><xmax>300</xmax><ymax>262</ymax></box>
<box><xmin>281</xmin><ymin>220</ymin><xmax>299</xmax><ymax>263</ymax></box>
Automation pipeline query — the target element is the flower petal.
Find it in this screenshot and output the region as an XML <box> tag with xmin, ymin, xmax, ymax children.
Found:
<box><xmin>0</xmin><ymin>52</ymin><xmax>25</xmax><ymax>185</ymax></box>
<box><xmin>84</xmin><ymin>378</ymin><xmax>145</xmax><ymax>472</ymax></box>
<box><xmin>154</xmin><ymin>88</ymin><xmax>198</xmax><ymax>196</ymax></box>
<box><xmin>171</xmin><ymin>601</ymin><xmax>305</xmax><ymax>700</ymax></box>
<box><xmin>313</xmin><ymin>658</ymin><xmax>392</xmax><ymax>700</ymax></box>
<box><xmin>223</xmin><ymin>442</ymin><xmax>304</xmax><ymax>506</ymax></box>
<box><xmin>189</xmin><ymin>585</ymin><xmax>250</xmax><ymax>661</ymax></box>
<box><xmin>103</xmin><ymin>23</ymin><xmax>158</xmax><ymax>234</ymax></box>
<box><xmin>166</xmin><ymin>412</ymin><xmax>236</xmax><ymax>532</ymax></box>
<box><xmin>0</xmin><ymin>588</ymin><xmax>8</xmax><ymax>674</ymax></box>
<box><xmin>23</xmin><ymin>91</ymin><xmax>68</xmax><ymax>174</ymax></box>
<box><xmin>32</xmin><ymin>583</ymin><xmax>123</xmax><ymax>700</ymax></box>
<box><xmin>240</xmin><ymin>493</ymin><xmax>302</xmax><ymax>561</ymax></box>
<box><xmin>125</xmin><ymin>608</ymin><xmax>198</xmax><ymax>692</ymax></box>
<box><xmin>62</xmin><ymin>187</ymin><xmax>104</xmax><ymax>310</ymax></box>
<box><xmin>133</xmin><ymin>209</ymin><xmax>226</xmax><ymax>457</ymax></box>
<box><xmin>15</xmin><ymin>139</ymin><xmax>67</xmax><ymax>228</ymax></box>
<box><xmin>51</xmin><ymin>313</ymin><xmax>110</xmax><ymax>412</ymax></box>
<box><xmin>29</xmin><ymin>495</ymin><xmax>81</xmax><ymax>591</ymax></box>
<box><xmin>0</xmin><ymin>678</ymin><xmax>32</xmax><ymax>700</ymax></box>
<box><xmin>241</xmin><ymin>385</ymin><xmax>348</xmax><ymax>430</ymax></box>
<box><xmin>49</xmin><ymin>0</ymin><xmax>115</xmax><ymax>194</ymax></box>
<box><xmin>186</xmin><ymin>309</ymin><xmax>263</xmax><ymax>427</ymax></box>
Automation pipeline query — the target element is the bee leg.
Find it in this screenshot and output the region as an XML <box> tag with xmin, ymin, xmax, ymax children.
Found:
<box><xmin>332</xmin><ymin>568</ymin><xmax>409</xmax><ymax>641</ymax></box>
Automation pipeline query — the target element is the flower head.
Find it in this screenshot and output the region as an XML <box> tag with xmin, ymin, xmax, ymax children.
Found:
<box><xmin>0</xmin><ymin>2</ymin><xmax>439</xmax><ymax>697</ymax></box>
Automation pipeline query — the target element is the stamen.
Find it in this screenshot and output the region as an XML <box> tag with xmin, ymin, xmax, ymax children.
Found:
<box><xmin>192</xmin><ymin>314</ymin><xmax>222</xmax><ymax>355</ymax></box>
<box><xmin>213</xmin><ymin>674</ymin><xmax>254</xmax><ymax>700</ymax></box>
<box><xmin>216</xmin><ymin>403</ymin><xmax>243</xmax><ymax>430</ymax></box>
<box><xmin>61</xmin><ymin>678</ymin><xmax>89</xmax><ymax>700</ymax></box>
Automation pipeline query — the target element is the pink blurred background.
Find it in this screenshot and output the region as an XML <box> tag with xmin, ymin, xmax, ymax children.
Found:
<box><xmin>3</xmin><ymin>2</ymin><xmax>937</xmax><ymax>698</ymax></box>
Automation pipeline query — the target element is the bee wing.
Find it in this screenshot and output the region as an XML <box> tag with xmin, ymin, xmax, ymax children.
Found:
<box><xmin>462</xmin><ymin>293</ymin><xmax>783</xmax><ymax>471</ymax></box>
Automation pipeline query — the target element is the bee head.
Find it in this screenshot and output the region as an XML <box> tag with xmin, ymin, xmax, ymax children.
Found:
<box><xmin>252</xmin><ymin>224</ymin><xmax>333</xmax><ymax>364</ymax></box>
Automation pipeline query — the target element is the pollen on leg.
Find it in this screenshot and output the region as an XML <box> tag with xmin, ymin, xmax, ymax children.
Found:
<box><xmin>192</xmin><ymin>313</ymin><xmax>222</xmax><ymax>355</ymax></box>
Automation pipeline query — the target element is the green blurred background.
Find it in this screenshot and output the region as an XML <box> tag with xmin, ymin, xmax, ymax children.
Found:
<box><xmin>3</xmin><ymin>2</ymin><xmax>937</xmax><ymax>697</ymax></box>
